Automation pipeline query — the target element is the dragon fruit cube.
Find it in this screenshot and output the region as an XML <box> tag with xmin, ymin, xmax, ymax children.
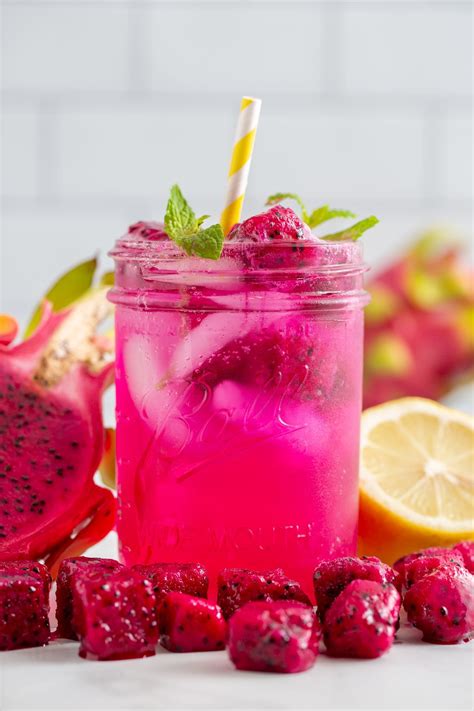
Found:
<box><xmin>56</xmin><ymin>556</ymin><xmax>123</xmax><ymax>640</ymax></box>
<box><xmin>73</xmin><ymin>569</ymin><xmax>158</xmax><ymax>660</ymax></box>
<box><xmin>404</xmin><ymin>564</ymin><xmax>474</xmax><ymax>644</ymax></box>
<box><xmin>453</xmin><ymin>541</ymin><xmax>474</xmax><ymax>574</ymax></box>
<box><xmin>228</xmin><ymin>600</ymin><xmax>320</xmax><ymax>673</ymax></box>
<box><xmin>0</xmin><ymin>560</ymin><xmax>51</xmax><ymax>600</ymax></box>
<box><xmin>159</xmin><ymin>592</ymin><xmax>227</xmax><ymax>652</ymax></box>
<box><xmin>402</xmin><ymin>556</ymin><xmax>464</xmax><ymax>592</ymax></box>
<box><xmin>0</xmin><ymin>566</ymin><xmax>50</xmax><ymax>650</ymax></box>
<box><xmin>313</xmin><ymin>556</ymin><xmax>398</xmax><ymax>620</ymax></box>
<box><xmin>394</xmin><ymin>547</ymin><xmax>464</xmax><ymax>591</ymax></box>
<box><xmin>132</xmin><ymin>562</ymin><xmax>208</xmax><ymax>604</ymax></box>
<box><xmin>217</xmin><ymin>567</ymin><xmax>311</xmax><ymax>619</ymax></box>
<box><xmin>323</xmin><ymin>579</ymin><xmax>401</xmax><ymax>659</ymax></box>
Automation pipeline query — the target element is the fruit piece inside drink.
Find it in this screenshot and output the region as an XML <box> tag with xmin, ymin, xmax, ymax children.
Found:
<box><xmin>110</xmin><ymin>189</ymin><xmax>374</xmax><ymax>594</ymax></box>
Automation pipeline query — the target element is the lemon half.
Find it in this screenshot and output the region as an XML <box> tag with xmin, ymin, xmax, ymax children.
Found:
<box><xmin>358</xmin><ymin>397</ymin><xmax>474</xmax><ymax>563</ymax></box>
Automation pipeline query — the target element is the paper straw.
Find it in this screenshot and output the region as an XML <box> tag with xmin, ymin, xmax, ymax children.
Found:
<box><xmin>221</xmin><ymin>96</ymin><xmax>262</xmax><ymax>236</ymax></box>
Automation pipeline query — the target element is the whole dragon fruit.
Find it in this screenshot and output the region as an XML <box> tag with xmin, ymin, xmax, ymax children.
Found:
<box><xmin>364</xmin><ymin>229</ymin><xmax>474</xmax><ymax>407</ymax></box>
<box><xmin>0</xmin><ymin>295</ymin><xmax>116</xmax><ymax>573</ymax></box>
<box><xmin>228</xmin><ymin>600</ymin><xmax>320</xmax><ymax>673</ymax></box>
<box><xmin>404</xmin><ymin>564</ymin><xmax>474</xmax><ymax>644</ymax></box>
<box><xmin>323</xmin><ymin>579</ymin><xmax>400</xmax><ymax>658</ymax></box>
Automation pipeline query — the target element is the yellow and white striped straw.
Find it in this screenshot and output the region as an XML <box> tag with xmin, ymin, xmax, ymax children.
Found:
<box><xmin>221</xmin><ymin>96</ymin><xmax>262</xmax><ymax>236</ymax></box>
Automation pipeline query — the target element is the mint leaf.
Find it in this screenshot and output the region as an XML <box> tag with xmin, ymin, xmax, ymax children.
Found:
<box><xmin>196</xmin><ymin>214</ymin><xmax>210</xmax><ymax>228</ymax></box>
<box><xmin>165</xmin><ymin>184</ymin><xmax>197</xmax><ymax>238</ymax></box>
<box><xmin>308</xmin><ymin>205</ymin><xmax>356</xmax><ymax>228</ymax></box>
<box><xmin>323</xmin><ymin>216</ymin><xmax>379</xmax><ymax>242</ymax></box>
<box><xmin>176</xmin><ymin>224</ymin><xmax>224</xmax><ymax>260</ymax></box>
<box><xmin>266</xmin><ymin>192</ymin><xmax>309</xmax><ymax>223</ymax></box>
<box><xmin>164</xmin><ymin>185</ymin><xmax>224</xmax><ymax>259</ymax></box>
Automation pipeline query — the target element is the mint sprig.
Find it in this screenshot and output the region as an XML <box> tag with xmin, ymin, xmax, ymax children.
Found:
<box><xmin>165</xmin><ymin>185</ymin><xmax>224</xmax><ymax>259</ymax></box>
<box><xmin>266</xmin><ymin>192</ymin><xmax>378</xmax><ymax>241</ymax></box>
<box><xmin>323</xmin><ymin>216</ymin><xmax>379</xmax><ymax>242</ymax></box>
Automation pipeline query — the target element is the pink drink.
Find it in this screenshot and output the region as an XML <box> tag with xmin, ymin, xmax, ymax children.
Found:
<box><xmin>109</xmin><ymin>226</ymin><xmax>368</xmax><ymax>596</ymax></box>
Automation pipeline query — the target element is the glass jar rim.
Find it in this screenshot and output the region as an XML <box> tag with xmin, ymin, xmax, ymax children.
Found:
<box><xmin>109</xmin><ymin>235</ymin><xmax>367</xmax><ymax>275</ymax></box>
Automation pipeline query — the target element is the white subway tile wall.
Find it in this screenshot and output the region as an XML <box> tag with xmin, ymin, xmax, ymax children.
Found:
<box><xmin>1</xmin><ymin>0</ymin><xmax>472</xmax><ymax>322</ymax></box>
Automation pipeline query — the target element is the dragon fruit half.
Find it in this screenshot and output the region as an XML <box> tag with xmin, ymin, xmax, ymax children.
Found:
<box><xmin>0</xmin><ymin>294</ymin><xmax>116</xmax><ymax>573</ymax></box>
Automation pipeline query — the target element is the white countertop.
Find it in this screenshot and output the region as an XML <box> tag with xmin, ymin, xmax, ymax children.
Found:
<box><xmin>1</xmin><ymin>534</ymin><xmax>472</xmax><ymax>711</ymax></box>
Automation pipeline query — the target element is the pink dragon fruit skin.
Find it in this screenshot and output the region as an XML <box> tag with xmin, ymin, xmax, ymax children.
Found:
<box><xmin>228</xmin><ymin>600</ymin><xmax>320</xmax><ymax>673</ymax></box>
<box><xmin>323</xmin><ymin>580</ymin><xmax>401</xmax><ymax>659</ymax></box>
<box><xmin>217</xmin><ymin>568</ymin><xmax>312</xmax><ymax>620</ymax></box>
<box><xmin>159</xmin><ymin>592</ymin><xmax>227</xmax><ymax>653</ymax></box>
<box><xmin>0</xmin><ymin>567</ymin><xmax>50</xmax><ymax>650</ymax></box>
<box><xmin>73</xmin><ymin>569</ymin><xmax>159</xmax><ymax>661</ymax></box>
<box><xmin>0</xmin><ymin>302</ymin><xmax>116</xmax><ymax>572</ymax></box>
<box><xmin>404</xmin><ymin>564</ymin><xmax>474</xmax><ymax>644</ymax></box>
<box><xmin>394</xmin><ymin>547</ymin><xmax>465</xmax><ymax>592</ymax></box>
<box><xmin>132</xmin><ymin>563</ymin><xmax>208</xmax><ymax>604</ymax></box>
<box><xmin>56</xmin><ymin>557</ymin><xmax>124</xmax><ymax>640</ymax></box>
<box><xmin>313</xmin><ymin>556</ymin><xmax>399</xmax><ymax>620</ymax></box>
<box><xmin>453</xmin><ymin>541</ymin><xmax>474</xmax><ymax>574</ymax></box>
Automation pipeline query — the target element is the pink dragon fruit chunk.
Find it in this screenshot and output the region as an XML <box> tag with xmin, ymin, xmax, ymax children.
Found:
<box><xmin>132</xmin><ymin>562</ymin><xmax>208</xmax><ymax>604</ymax></box>
<box><xmin>73</xmin><ymin>569</ymin><xmax>158</xmax><ymax>660</ymax></box>
<box><xmin>56</xmin><ymin>556</ymin><xmax>123</xmax><ymax>640</ymax></box>
<box><xmin>0</xmin><ymin>300</ymin><xmax>116</xmax><ymax>573</ymax></box>
<box><xmin>128</xmin><ymin>221</ymin><xmax>168</xmax><ymax>240</ymax></box>
<box><xmin>404</xmin><ymin>564</ymin><xmax>474</xmax><ymax>644</ymax></box>
<box><xmin>0</xmin><ymin>566</ymin><xmax>50</xmax><ymax>650</ymax></box>
<box><xmin>323</xmin><ymin>579</ymin><xmax>401</xmax><ymax>659</ymax></box>
<box><xmin>0</xmin><ymin>560</ymin><xmax>51</xmax><ymax>600</ymax></box>
<box><xmin>394</xmin><ymin>546</ymin><xmax>463</xmax><ymax>575</ymax></box>
<box><xmin>228</xmin><ymin>600</ymin><xmax>320</xmax><ymax>673</ymax></box>
<box><xmin>159</xmin><ymin>592</ymin><xmax>227</xmax><ymax>653</ymax></box>
<box><xmin>453</xmin><ymin>541</ymin><xmax>474</xmax><ymax>574</ymax></box>
<box><xmin>395</xmin><ymin>548</ymin><xmax>465</xmax><ymax>592</ymax></box>
<box><xmin>313</xmin><ymin>556</ymin><xmax>398</xmax><ymax>620</ymax></box>
<box><xmin>227</xmin><ymin>206</ymin><xmax>310</xmax><ymax>243</ymax></box>
<box><xmin>217</xmin><ymin>568</ymin><xmax>312</xmax><ymax>619</ymax></box>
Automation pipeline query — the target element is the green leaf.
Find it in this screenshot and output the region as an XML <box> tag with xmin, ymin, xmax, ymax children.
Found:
<box><xmin>99</xmin><ymin>271</ymin><xmax>115</xmax><ymax>286</ymax></box>
<box><xmin>323</xmin><ymin>216</ymin><xmax>379</xmax><ymax>242</ymax></box>
<box><xmin>307</xmin><ymin>206</ymin><xmax>357</xmax><ymax>228</ymax></box>
<box><xmin>24</xmin><ymin>257</ymin><xmax>98</xmax><ymax>338</ymax></box>
<box><xmin>266</xmin><ymin>193</ymin><xmax>309</xmax><ymax>223</ymax></box>
<box><xmin>164</xmin><ymin>184</ymin><xmax>197</xmax><ymax>238</ymax></box>
<box><xmin>177</xmin><ymin>224</ymin><xmax>224</xmax><ymax>260</ymax></box>
<box><xmin>196</xmin><ymin>214</ymin><xmax>210</xmax><ymax>228</ymax></box>
<box><xmin>164</xmin><ymin>185</ymin><xmax>224</xmax><ymax>260</ymax></box>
